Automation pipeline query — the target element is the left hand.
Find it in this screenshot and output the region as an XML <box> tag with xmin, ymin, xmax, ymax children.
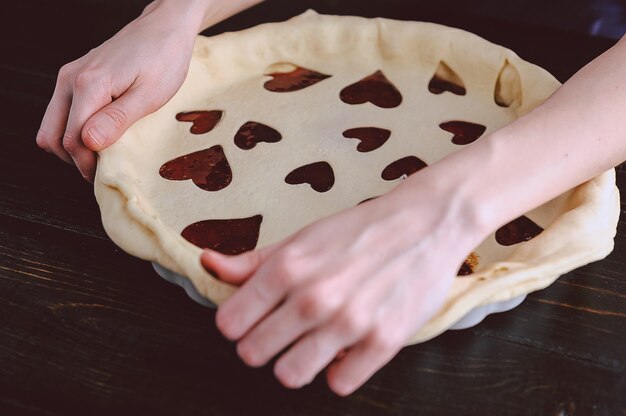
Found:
<box><xmin>201</xmin><ymin>173</ymin><xmax>484</xmax><ymax>395</ymax></box>
<box><xmin>35</xmin><ymin>1</ymin><xmax>201</xmax><ymax>182</ymax></box>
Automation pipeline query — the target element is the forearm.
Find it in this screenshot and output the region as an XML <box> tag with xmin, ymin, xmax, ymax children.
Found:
<box><xmin>410</xmin><ymin>36</ymin><xmax>626</xmax><ymax>236</ymax></box>
<box><xmin>141</xmin><ymin>0</ymin><xmax>265</xmax><ymax>36</ymax></box>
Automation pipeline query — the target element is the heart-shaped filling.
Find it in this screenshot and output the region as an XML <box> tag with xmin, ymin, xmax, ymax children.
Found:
<box><xmin>181</xmin><ymin>215</ymin><xmax>263</xmax><ymax>255</ymax></box>
<box><xmin>429</xmin><ymin>75</ymin><xmax>467</xmax><ymax>96</ymax></box>
<box><xmin>285</xmin><ymin>161</ymin><xmax>335</xmax><ymax>193</ymax></box>
<box><xmin>381</xmin><ymin>156</ymin><xmax>428</xmax><ymax>181</ymax></box>
<box><xmin>496</xmin><ymin>216</ymin><xmax>544</xmax><ymax>246</ymax></box>
<box><xmin>439</xmin><ymin>121</ymin><xmax>487</xmax><ymax>145</ymax></box>
<box><xmin>457</xmin><ymin>252</ymin><xmax>479</xmax><ymax>276</ymax></box>
<box><xmin>176</xmin><ymin>110</ymin><xmax>223</xmax><ymax>135</ymax></box>
<box><xmin>264</xmin><ymin>65</ymin><xmax>331</xmax><ymax>92</ymax></box>
<box><xmin>457</xmin><ymin>261</ymin><xmax>473</xmax><ymax>276</ymax></box>
<box><xmin>159</xmin><ymin>145</ymin><xmax>232</xmax><ymax>192</ymax></box>
<box><xmin>428</xmin><ymin>61</ymin><xmax>466</xmax><ymax>96</ymax></box>
<box><xmin>234</xmin><ymin>121</ymin><xmax>283</xmax><ymax>150</ymax></box>
<box><xmin>343</xmin><ymin>127</ymin><xmax>391</xmax><ymax>152</ymax></box>
<box><xmin>340</xmin><ymin>70</ymin><xmax>402</xmax><ymax>108</ymax></box>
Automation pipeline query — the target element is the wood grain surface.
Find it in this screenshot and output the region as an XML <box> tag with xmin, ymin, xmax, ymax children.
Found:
<box><xmin>1</xmin><ymin>1</ymin><xmax>625</xmax><ymax>415</ymax></box>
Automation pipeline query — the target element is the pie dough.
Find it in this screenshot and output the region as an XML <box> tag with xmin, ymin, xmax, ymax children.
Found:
<box><xmin>94</xmin><ymin>10</ymin><xmax>620</xmax><ymax>344</ymax></box>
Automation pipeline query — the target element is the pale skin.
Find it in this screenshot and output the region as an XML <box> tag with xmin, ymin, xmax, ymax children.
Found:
<box><xmin>37</xmin><ymin>0</ymin><xmax>626</xmax><ymax>396</ymax></box>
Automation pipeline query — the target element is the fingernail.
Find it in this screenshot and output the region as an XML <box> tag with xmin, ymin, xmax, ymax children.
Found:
<box><xmin>87</xmin><ymin>126</ymin><xmax>105</xmax><ymax>147</ymax></box>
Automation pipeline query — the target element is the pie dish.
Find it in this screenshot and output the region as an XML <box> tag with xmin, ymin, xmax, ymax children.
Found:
<box><xmin>151</xmin><ymin>261</ymin><xmax>526</xmax><ymax>331</ymax></box>
<box><xmin>94</xmin><ymin>10</ymin><xmax>620</xmax><ymax>344</ymax></box>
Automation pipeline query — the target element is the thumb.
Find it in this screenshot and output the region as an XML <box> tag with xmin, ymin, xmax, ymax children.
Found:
<box><xmin>201</xmin><ymin>243</ymin><xmax>281</xmax><ymax>286</ymax></box>
<box><xmin>81</xmin><ymin>86</ymin><xmax>153</xmax><ymax>151</ymax></box>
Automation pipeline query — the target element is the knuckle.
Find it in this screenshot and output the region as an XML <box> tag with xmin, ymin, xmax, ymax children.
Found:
<box><xmin>101</xmin><ymin>106</ymin><xmax>128</xmax><ymax>130</ymax></box>
<box><xmin>35</xmin><ymin>130</ymin><xmax>49</xmax><ymax>149</ymax></box>
<box><xmin>271</xmin><ymin>258</ymin><xmax>300</xmax><ymax>287</ymax></box>
<box><xmin>57</xmin><ymin>63</ymin><xmax>75</xmax><ymax>82</ymax></box>
<box><xmin>274</xmin><ymin>245</ymin><xmax>310</xmax><ymax>275</ymax></box>
<box><xmin>73</xmin><ymin>68</ymin><xmax>104</xmax><ymax>91</ymax></box>
<box><xmin>369</xmin><ymin>328</ymin><xmax>401</xmax><ymax>353</ymax></box>
<box><xmin>269</xmin><ymin>268</ymin><xmax>296</xmax><ymax>290</ymax></box>
<box><xmin>336</xmin><ymin>310</ymin><xmax>370</xmax><ymax>337</ymax></box>
<box><xmin>62</xmin><ymin>130</ymin><xmax>78</xmax><ymax>153</ymax></box>
<box><xmin>280</xmin><ymin>244</ymin><xmax>305</xmax><ymax>262</ymax></box>
<box><xmin>295</xmin><ymin>290</ymin><xmax>333</xmax><ymax>322</ymax></box>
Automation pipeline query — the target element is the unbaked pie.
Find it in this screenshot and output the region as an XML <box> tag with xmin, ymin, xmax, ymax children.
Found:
<box><xmin>94</xmin><ymin>11</ymin><xmax>620</xmax><ymax>343</ymax></box>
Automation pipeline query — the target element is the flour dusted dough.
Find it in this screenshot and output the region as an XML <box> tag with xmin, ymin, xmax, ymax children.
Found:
<box><xmin>94</xmin><ymin>11</ymin><xmax>620</xmax><ymax>344</ymax></box>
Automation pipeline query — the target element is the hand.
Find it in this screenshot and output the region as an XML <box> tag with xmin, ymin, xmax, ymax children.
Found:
<box><xmin>201</xmin><ymin>175</ymin><xmax>483</xmax><ymax>395</ymax></box>
<box><xmin>36</xmin><ymin>2</ymin><xmax>200</xmax><ymax>182</ymax></box>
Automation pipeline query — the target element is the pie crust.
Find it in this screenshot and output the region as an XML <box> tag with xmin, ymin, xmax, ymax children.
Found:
<box><xmin>94</xmin><ymin>11</ymin><xmax>620</xmax><ymax>344</ymax></box>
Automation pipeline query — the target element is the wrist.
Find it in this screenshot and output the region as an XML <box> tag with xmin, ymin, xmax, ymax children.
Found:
<box><xmin>403</xmin><ymin>122</ymin><xmax>564</xmax><ymax>244</ymax></box>
<box><xmin>144</xmin><ymin>0</ymin><xmax>265</xmax><ymax>34</ymax></box>
<box><xmin>139</xmin><ymin>0</ymin><xmax>210</xmax><ymax>38</ymax></box>
<box><xmin>388</xmin><ymin>152</ymin><xmax>496</xmax><ymax>254</ymax></box>
<box><xmin>391</xmin><ymin>135</ymin><xmax>511</xmax><ymax>249</ymax></box>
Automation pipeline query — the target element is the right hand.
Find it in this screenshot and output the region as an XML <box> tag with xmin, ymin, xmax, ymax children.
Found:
<box><xmin>36</xmin><ymin>3</ymin><xmax>199</xmax><ymax>182</ymax></box>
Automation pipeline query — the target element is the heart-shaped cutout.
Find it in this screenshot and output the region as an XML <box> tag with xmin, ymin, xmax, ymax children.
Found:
<box><xmin>428</xmin><ymin>61</ymin><xmax>466</xmax><ymax>96</ymax></box>
<box><xmin>496</xmin><ymin>216</ymin><xmax>543</xmax><ymax>246</ymax></box>
<box><xmin>381</xmin><ymin>156</ymin><xmax>428</xmax><ymax>181</ymax></box>
<box><xmin>234</xmin><ymin>121</ymin><xmax>282</xmax><ymax>150</ymax></box>
<box><xmin>340</xmin><ymin>70</ymin><xmax>402</xmax><ymax>108</ymax></box>
<box><xmin>176</xmin><ymin>110</ymin><xmax>223</xmax><ymax>135</ymax></box>
<box><xmin>457</xmin><ymin>261</ymin><xmax>473</xmax><ymax>276</ymax></box>
<box><xmin>495</xmin><ymin>59</ymin><xmax>522</xmax><ymax>107</ymax></box>
<box><xmin>457</xmin><ymin>252</ymin><xmax>479</xmax><ymax>276</ymax></box>
<box><xmin>285</xmin><ymin>161</ymin><xmax>335</xmax><ymax>193</ymax></box>
<box><xmin>182</xmin><ymin>215</ymin><xmax>263</xmax><ymax>255</ymax></box>
<box><xmin>159</xmin><ymin>145</ymin><xmax>232</xmax><ymax>192</ymax></box>
<box><xmin>343</xmin><ymin>127</ymin><xmax>391</xmax><ymax>152</ymax></box>
<box><xmin>264</xmin><ymin>64</ymin><xmax>331</xmax><ymax>92</ymax></box>
<box><xmin>439</xmin><ymin>121</ymin><xmax>486</xmax><ymax>145</ymax></box>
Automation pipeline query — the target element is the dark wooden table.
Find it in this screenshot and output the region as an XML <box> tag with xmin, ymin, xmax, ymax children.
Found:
<box><xmin>2</xmin><ymin>1</ymin><xmax>625</xmax><ymax>415</ymax></box>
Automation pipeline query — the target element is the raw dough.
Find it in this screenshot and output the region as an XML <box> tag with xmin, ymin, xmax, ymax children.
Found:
<box><xmin>94</xmin><ymin>11</ymin><xmax>620</xmax><ymax>344</ymax></box>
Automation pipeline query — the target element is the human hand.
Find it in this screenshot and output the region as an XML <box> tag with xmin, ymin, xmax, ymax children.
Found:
<box><xmin>201</xmin><ymin>174</ymin><xmax>485</xmax><ymax>395</ymax></box>
<box><xmin>36</xmin><ymin>2</ymin><xmax>201</xmax><ymax>182</ymax></box>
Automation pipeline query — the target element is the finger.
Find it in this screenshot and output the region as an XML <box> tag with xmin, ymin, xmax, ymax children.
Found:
<box><xmin>36</xmin><ymin>68</ymin><xmax>74</xmax><ymax>164</ymax></box>
<box><xmin>215</xmin><ymin>245</ymin><xmax>304</xmax><ymax>341</ymax></box>
<box><xmin>271</xmin><ymin>309</ymin><xmax>369</xmax><ymax>389</ymax></box>
<box><xmin>64</xmin><ymin>74</ymin><xmax>112</xmax><ymax>181</ymax></box>
<box><xmin>270</xmin><ymin>267</ymin><xmax>399</xmax><ymax>389</ymax></box>
<box><xmin>217</xmin><ymin>238</ymin><xmax>395</xmax><ymax>344</ymax></box>
<box><xmin>201</xmin><ymin>243</ymin><xmax>281</xmax><ymax>285</ymax></box>
<box><xmin>273</xmin><ymin>329</ymin><xmax>346</xmax><ymax>389</ymax></box>
<box><xmin>325</xmin><ymin>329</ymin><xmax>403</xmax><ymax>396</ymax></box>
<box><xmin>235</xmin><ymin>279</ymin><xmax>344</xmax><ymax>368</ymax></box>
<box><xmin>323</xmin><ymin>272</ymin><xmax>430</xmax><ymax>397</ymax></box>
<box><xmin>215</xmin><ymin>266</ymin><xmax>290</xmax><ymax>341</ymax></box>
<box><xmin>82</xmin><ymin>84</ymin><xmax>157</xmax><ymax>151</ymax></box>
